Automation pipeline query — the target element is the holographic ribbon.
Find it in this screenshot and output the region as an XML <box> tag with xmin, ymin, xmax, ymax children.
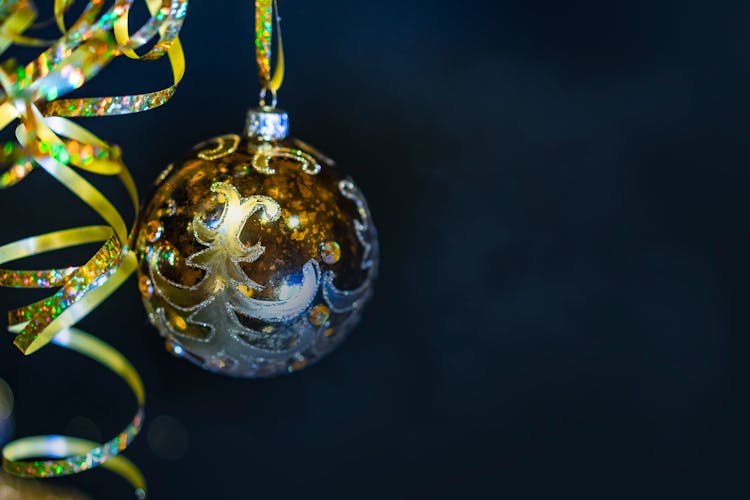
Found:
<box><xmin>0</xmin><ymin>0</ymin><xmax>189</xmax><ymax>495</ymax></box>
<box><xmin>2</xmin><ymin>327</ymin><xmax>146</xmax><ymax>496</ymax></box>
<box><xmin>255</xmin><ymin>0</ymin><xmax>284</xmax><ymax>105</ymax></box>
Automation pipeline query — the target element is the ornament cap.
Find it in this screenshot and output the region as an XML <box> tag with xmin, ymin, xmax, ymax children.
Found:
<box><xmin>245</xmin><ymin>106</ymin><xmax>289</xmax><ymax>141</ymax></box>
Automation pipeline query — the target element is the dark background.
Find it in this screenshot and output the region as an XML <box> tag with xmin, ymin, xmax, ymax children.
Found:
<box><xmin>0</xmin><ymin>0</ymin><xmax>748</xmax><ymax>498</ymax></box>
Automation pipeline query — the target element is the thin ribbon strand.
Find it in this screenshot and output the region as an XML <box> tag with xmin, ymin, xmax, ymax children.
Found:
<box><xmin>255</xmin><ymin>0</ymin><xmax>284</xmax><ymax>103</ymax></box>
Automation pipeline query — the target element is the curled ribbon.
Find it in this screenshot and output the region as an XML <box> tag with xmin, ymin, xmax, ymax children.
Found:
<box><xmin>0</xmin><ymin>0</ymin><xmax>189</xmax><ymax>495</ymax></box>
<box><xmin>255</xmin><ymin>0</ymin><xmax>284</xmax><ymax>106</ymax></box>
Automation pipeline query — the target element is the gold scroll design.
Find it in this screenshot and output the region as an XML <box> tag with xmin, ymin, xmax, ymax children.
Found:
<box><xmin>321</xmin><ymin>178</ymin><xmax>379</xmax><ymax>314</ymax></box>
<box><xmin>195</xmin><ymin>134</ymin><xmax>323</xmax><ymax>175</ymax></box>
<box><xmin>149</xmin><ymin>182</ymin><xmax>321</xmax><ymax>360</ymax></box>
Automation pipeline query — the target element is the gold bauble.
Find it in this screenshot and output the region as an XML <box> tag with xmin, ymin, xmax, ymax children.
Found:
<box><xmin>134</xmin><ymin>108</ymin><xmax>378</xmax><ymax>377</ymax></box>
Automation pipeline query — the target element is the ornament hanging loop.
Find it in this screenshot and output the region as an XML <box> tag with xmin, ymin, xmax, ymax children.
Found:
<box><xmin>255</xmin><ymin>0</ymin><xmax>285</xmax><ymax>106</ymax></box>
<box><xmin>259</xmin><ymin>87</ymin><xmax>278</xmax><ymax>109</ymax></box>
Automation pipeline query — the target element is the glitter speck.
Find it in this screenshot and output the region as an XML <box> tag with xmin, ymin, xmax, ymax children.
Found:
<box><xmin>308</xmin><ymin>304</ymin><xmax>330</xmax><ymax>326</ymax></box>
<box><xmin>290</xmin><ymin>357</ymin><xmax>308</xmax><ymax>371</ymax></box>
<box><xmin>138</xmin><ymin>276</ymin><xmax>153</xmax><ymax>297</ymax></box>
<box><xmin>145</xmin><ymin>220</ymin><xmax>163</xmax><ymax>243</ymax></box>
<box><xmin>173</xmin><ymin>316</ymin><xmax>188</xmax><ymax>331</ymax></box>
<box><xmin>319</xmin><ymin>241</ymin><xmax>341</xmax><ymax>264</ymax></box>
<box><xmin>167</xmin><ymin>338</ymin><xmax>184</xmax><ymax>357</ymax></box>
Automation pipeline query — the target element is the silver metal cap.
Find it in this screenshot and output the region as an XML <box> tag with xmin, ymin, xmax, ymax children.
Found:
<box><xmin>245</xmin><ymin>107</ymin><xmax>289</xmax><ymax>141</ymax></box>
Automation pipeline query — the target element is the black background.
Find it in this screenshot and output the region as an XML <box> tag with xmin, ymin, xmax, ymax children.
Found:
<box><xmin>0</xmin><ymin>0</ymin><xmax>748</xmax><ymax>498</ymax></box>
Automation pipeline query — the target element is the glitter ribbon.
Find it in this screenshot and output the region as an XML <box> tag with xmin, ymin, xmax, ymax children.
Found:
<box><xmin>2</xmin><ymin>326</ymin><xmax>146</xmax><ymax>496</ymax></box>
<box><xmin>0</xmin><ymin>0</ymin><xmax>189</xmax><ymax>495</ymax></box>
<box><xmin>255</xmin><ymin>0</ymin><xmax>284</xmax><ymax>104</ymax></box>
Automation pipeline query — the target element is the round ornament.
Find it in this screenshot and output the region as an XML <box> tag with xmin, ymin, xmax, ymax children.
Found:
<box><xmin>135</xmin><ymin>108</ymin><xmax>378</xmax><ymax>377</ymax></box>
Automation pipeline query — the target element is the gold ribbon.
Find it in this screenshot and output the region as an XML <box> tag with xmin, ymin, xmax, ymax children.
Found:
<box><xmin>255</xmin><ymin>0</ymin><xmax>284</xmax><ymax>105</ymax></box>
<box><xmin>0</xmin><ymin>0</ymin><xmax>189</xmax><ymax>495</ymax></box>
<box><xmin>2</xmin><ymin>326</ymin><xmax>145</xmax><ymax>495</ymax></box>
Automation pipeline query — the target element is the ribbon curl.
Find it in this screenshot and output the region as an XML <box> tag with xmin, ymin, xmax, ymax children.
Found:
<box><xmin>0</xmin><ymin>0</ymin><xmax>189</xmax><ymax>495</ymax></box>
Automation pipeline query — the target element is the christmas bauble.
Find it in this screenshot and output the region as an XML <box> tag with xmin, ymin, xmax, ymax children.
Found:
<box><xmin>134</xmin><ymin>108</ymin><xmax>378</xmax><ymax>377</ymax></box>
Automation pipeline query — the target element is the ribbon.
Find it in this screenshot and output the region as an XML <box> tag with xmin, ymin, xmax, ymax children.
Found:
<box><xmin>255</xmin><ymin>0</ymin><xmax>284</xmax><ymax>106</ymax></box>
<box><xmin>0</xmin><ymin>0</ymin><xmax>189</xmax><ymax>495</ymax></box>
<box><xmin>2</xmin><ymin>327</ymin><xmax>146</xmax><ymax>496</ymax></box>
